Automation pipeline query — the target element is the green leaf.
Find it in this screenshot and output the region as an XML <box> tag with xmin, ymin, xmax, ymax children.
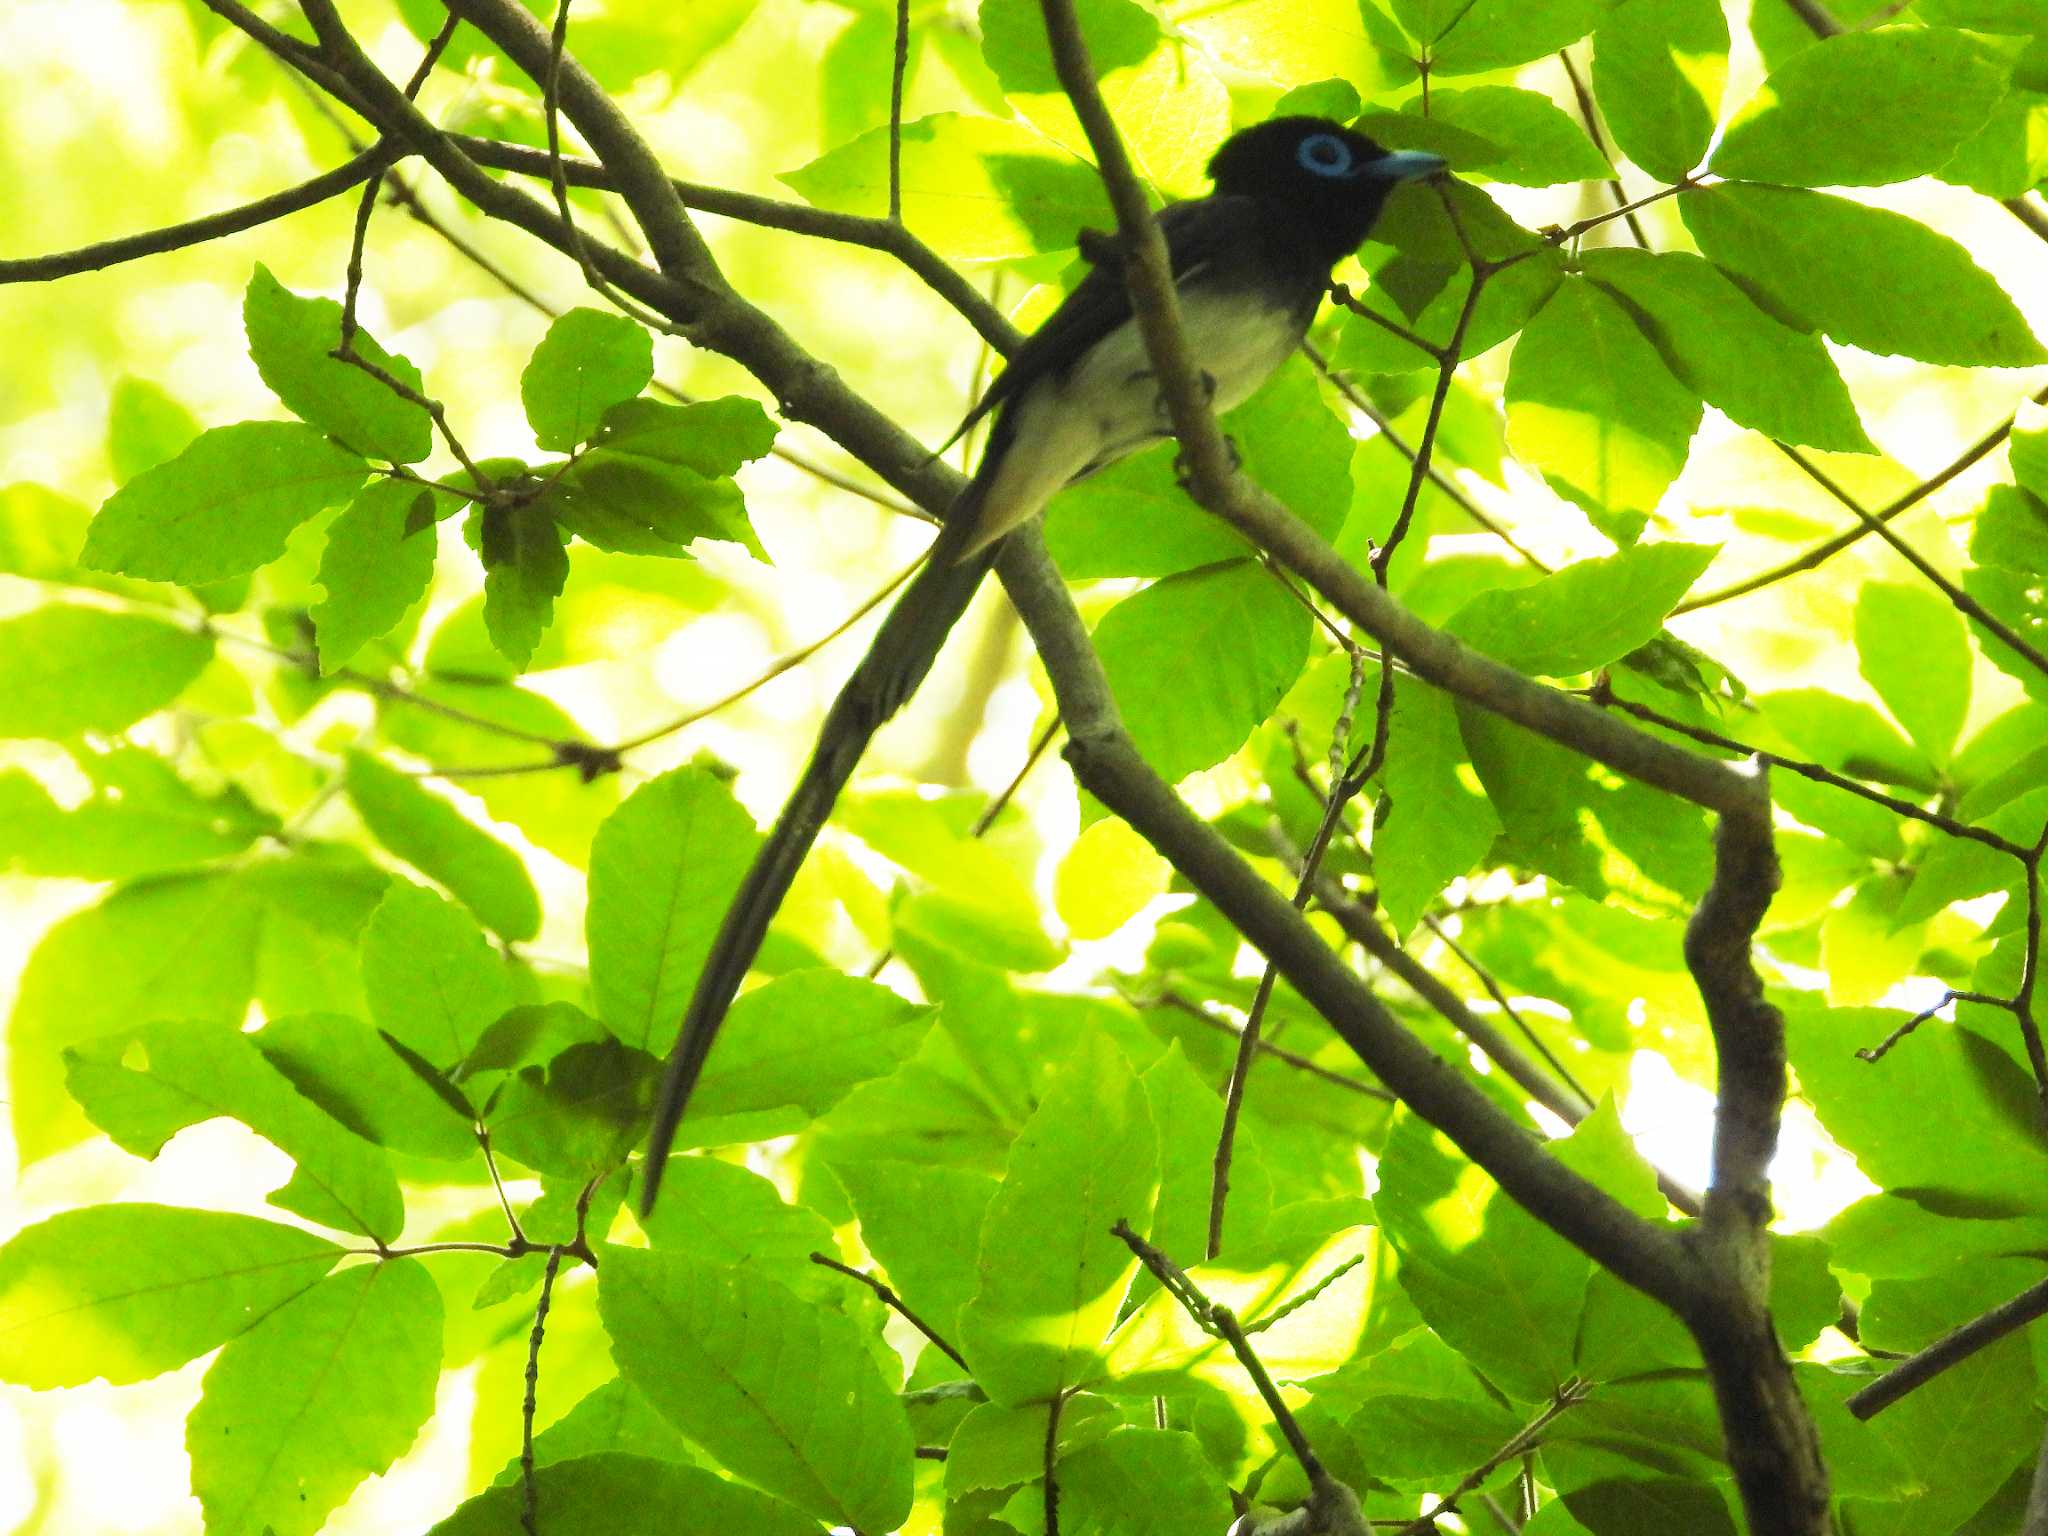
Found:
<box><xmin>0</xmin><ymin>749</ymin><xmax>273</xmax><ymax>879</ymax></box>
<box><xmin>65</xmin><ymin>1016</ymin><xmax>407</xmax><ymax>1241</ymax></box>
<box><xmin>1940</xmin><ymin>86</ymin><xmax>2048</xmax><ymax>198</ymax></box>
<box><xmin>1504</xmin><ymin>279</ymin><xmax>1702</xmax><ymax>529</ymax></box>
<box><xmin>1786</xmin><ymin>1006</ymin><xmax>2048</xmax><ymax>1215</ymax></box>
<box><xmin>832</xmin><ymin>1158</ymin><xmax>998</xmax><ymax>1341</ymax></box>
<box><xmin>945</xmin><ymin>1396</ymin><xmax>1119</xmax><ymax>1495</ymax></box>
<box><xmin>783</xmin><ymin>113</ymin><xmax>1111</xmax><ymax>261</ymax></box>
<box><xmin>1165</xmin><ymin>0</ymin><xmax>1410</xmax><ymax>94</ymax></box>
<box><xmin>1336</xmin><ymin>186</ymin><xmax>1564</xmax><ymax>375</ymax></box>
<box><xmin>544</xmin><ymin>396</ymin><xmax>775</xmax><ymax>561</ymax></box>
<box><xmin>0</xmin><ymin>483</ymin><xmax>125</xmax><ymax>590</ymax></box>
<box><xmin>586</xmin><ymin>396</ymin><xmax>778</xmax><ymax>479</ymax></box>
<box><xmin>1374</xmin><ymin>86</ymin><xmax>1611</xmax><ymax>186</ymax></box>
<box><xmin>346</xmin><ymin>750</ymin><xmax>541</xmax><ymax>942</ymax></box>
<box><xmin>978</xmin><ymin>0</ymin><xmax>1158</xmax><ymax>94</ymax></box>
<box><xmin>361</xmin><ymin>880</ymin><xmax>515</xmax><ymax>1067</ymax></box>
<box><xmin>377</xmin><ymin>677</ymin><xmax>623</xmax><ymax>867</ymax></box>
<box><xmin>254</xmin><ymin>1012</ymin><xmax>478</xmax><ymax>1160</ymax></box>
<box><xmin>1834</xmin><ymin>1334</ymin><xmax>2036</xmax><ymax>1534</ymax></box>
<box><xmin>1396</xmin><ymin>0</ymin><xmax>1599</xmax><ymax>73</ymax></box>
<box><xmin>586</xmin><ymin>766</ymin><xmax>763</xmax><ymax>1053</ymax></box>
<box><xmin>1139</xmin><ymin>1041</ymin><xmax>1269</xmax><ymax>1269</ymax></box>
<box><xmin>2008</xmin><ymin>407</ymin><xmax>2048</xmax><ymax>504</ymax></box>
<box><xmin>1975</xmin><ymin>485</ymin><xmax>2048</xmax><ymax>580</ymax></box>
<box><xmin>1458</xmin><ymin>708</ymin><xmax>1607</xmax><ymax>895</ymax></box>
<box><xmin>82</xmin><ymin>420</ymin><xmax>367</xmax><ymax>583</ymax></box>
<box><xmin>521</xmin><ymin>307</ymin><xmax>654</xmax><ymax>452</ymax></box>
<box><xmin>1344</xmin><ymin>1392</ymin><xmax>1532</xmax><ymax>1479</ymax></box>
<box><xmin>1856</xmin><ymin>582</ymin><xmax>1972</xmax><ymax>766</ymax></box>
<box><xmin>244</xmin><ymin>264</ymin><xmax>434</xmax><ymax>463</ymax></box>
<box><xmin>10</xmin><ymin>861</ymin><xmax>384</xmax><ymax>1166</ymax></box>
<box><xmin>841</xmin><ymin>789</ymin><xmax>1055</xmax><ymax>971</ymax></box>
<box><xmin>107</xmin><ymin>375</ymin><xmax>203</xmax><ymax>483</ymax></box>
<box><xmin>1560</xmin><ymin>1479</ymin><xmax>1737</xmax><ymax>1535</ymax></box>
<box><xmin>442</xmin><ymin>1452</ymin><xmax>820</xmax><ymax>1536</ymax></box>
<box><xmin>1448</xmin><ymin>541</ymin><xmax>1717</xmax><ymax>678</ymax></box>
<box><xmin>1060</xmin><ymin>1427</ymin><xmax>1236</xmax><ymax>1535</ymax></box>
<box><xmin>959</xmin><ymin>1036</ymin><xmax>1157</xmax><ymax>1405</ymax></box>
<box><xmin>1757</xmin><ymin>688</ymin><xmax>1932</xmax><ymax>788</ymax></box>
<box><xmin>1712</xmin><ymin>28</ymin><xmax>2009</xmax><ymax>187</ymax></box>
<box><xmin>1376</xmin><ymin>1112</ymin><xmax>1591</xmax><ymax>1400</ymax></box>
<box><xmin>488</xmin><ymin>1382</ymin><xmax>702</xmax><ymax>1483</ymax></box>
<box><xmin>1681</xmin><ymin>183</ymin><xmax>2047</xmax><ymax>368</ymax></box>
<box><xmin>636</xmin><ymin>1156</ymin><xmax>841</xmax><ymax>1303</ymax></box>
<box><xmin>599</xmin><ymin>1247</ymin><xmax>915</xmax><ymax>1530</ymax></box>
<box><xmin>1045</xmin><ymin>357</ymin><xmax>1347</xmax><ymax>577</ymax></box>
<box><xmin>487</xmin><ymin>1037</ymin><xmax>655</xmax><ymax>1176</ymax></box>
<box><xmin>0</xmin><ymin>604</ymin><xmax>212</xmax><ymax>738</ymax></box>
<box><xmin>188</xmin><ymin>1257</ymin><xmax>442</xmax><ymax>1536</ymax></box>
<box><xmin>1583</xmin><ymin>248</ymin><xmax>1874</xmax><ymax>453</ymax></box>
<box><xmin>1094</xmin><ymin>558</ymin><xmax>1312</xmax><ymax>784</ymax></box>
<box><xmin>1591</xmin><ymin>0</ymin><xmax>1728</xmax><ymax>181</ymax></box>
<box><xmin>311</xmin><ymin>478</ymin><xmax>437</xmax><ymax>672</ymax></box>
<box><xmin>1374</xmin><ymin>675</ymin><xmax>1501</xmax><ymax>932</ymax></box>
<box><xmin>679</xmin><ymin>970</ymin><xmax>935</xmax><ymax>1142</ymax></box>
<box><xmin>473</xmin><ymin>499</ymin><xmax>569</xmax><ymax>669</ymax></box>
<box><xmin>0</xmin><ymin>1205</ymin><xmax>337</xmax><ymax>1388</ymax></box>
<box><xmin>1894</xmin><ymin>784</ymin><xmax>2045</xmax><ymax>924</ymax></box>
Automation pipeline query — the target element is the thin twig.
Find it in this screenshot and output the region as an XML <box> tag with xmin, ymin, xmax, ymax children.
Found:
<box><xmin>1681</xmin><ymin>383</ymin><xmax>2047</xmax><ymax>612</ymax></box>
<box><xmin>1305</xmin><ymin>343</ymin><xmax>1552</xmax><ymax>571</ymax></box>
<box><xmin>1772</xmin><ymin>447</ymin><xmax>2048</xmax><ymax>682</ymax></box>
<box><xmin>611</xmin><ymin>551</ymin><xmax>927</xmax><ymax>752</ymax></box>
<box><xmin>888</xmin><ymin>0</ymin><xmax>911</xmax><ymax>224</ymax></box>
<box><xmin>1420</xmin><ymin>913</ymin><xmax>1592</xmax><ymax>1108</ymax></box>
<box><xmin>1591</xmin><ymin>681</ymin><xmax>2031</xmax><ymax>860</ymax></box>
<box><xmin>1043</xmin><ymin>1389</ymin><xmax>1065</xmax><ymax>1536</ymax></box>
<box><xmin>1396</xmin><ymin>1384</ymin><xmax>1588</xmax><ymax>1535</ymax></box>
<box><xmin>479</xmin><ymin>1126</ymin><xmax>529</xmax><ymax>1246</ymax></box>
<box><xmin>0</xmin><ymin>142</ymin><xmax>403</xmax><ymax>283</ymax></box>
<box><xmin>1848</xmin><ymin>1270</ymin><xmax>2048</xmax><ymax>1419</ymax></box>
<box><xmin>1131</xmin><ymin>989</ymin><xmax>1396</xmax><ymax>1099</ymax></box>
<box><xmin>520</xmin><ymin>1244</ymin><xmax>566</xmax><ymax>1536</ymax></box>
<box><xmin>809</xmin><ymin>1252</ymin><xmax>973</xmax><ymax>1373</ymax></box>
<box><xmin>1557</xmin><ymin>49</ymin><xmax>1650</xmax><ymax>249</ymax></box>
<box><xmin>1113</xmin><ymin>1222</ymin><xmax>1341</xmax><ymax>1509</ymax></box>
<box><xmin>1855</xmin><ymin>990</ymin><xmax>2006</xmax><ymax>1062</ymax></box>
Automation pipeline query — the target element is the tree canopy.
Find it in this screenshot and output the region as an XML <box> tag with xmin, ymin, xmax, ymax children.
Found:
<box><xmin>3</xmin><ymin>0</ymin><xmax>2048</xmax><ymax>1533</ymax></box>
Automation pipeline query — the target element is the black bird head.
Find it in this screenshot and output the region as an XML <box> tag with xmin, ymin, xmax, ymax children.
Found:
<box><xmin>1207</xmin><ymin>116</ymin><xmax>1445</xmax><ymax>265</ymax></box>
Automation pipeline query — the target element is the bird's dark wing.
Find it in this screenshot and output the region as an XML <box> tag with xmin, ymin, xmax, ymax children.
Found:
<box><xmin>940</xmin><ymin>195</ymin><xmax>1265</xmax><ymax>453</ymax></box>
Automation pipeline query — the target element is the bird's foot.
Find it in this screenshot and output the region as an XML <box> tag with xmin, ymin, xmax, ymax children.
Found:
<box><xmin>1076</xmin><ymin>227</ymin><xmax>1123</xmax><ymax>266</ymax></box>
<box><xmin>1173</xmin><ymin>434</ymin><xmax>1241</xmax><ymax>489</ymax></box>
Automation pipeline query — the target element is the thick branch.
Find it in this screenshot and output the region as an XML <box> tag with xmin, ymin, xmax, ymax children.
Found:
<box><xmin>1674</xmin><ymin>789</ymin><xmax>1833</xmax><ymax>1534</ymax></box>
<box><xmin>992</xmin><ymin>531</ymin><xmax>1689</xmax><ymax>1303</ymax></box>
<box><xmin>1035</xmin><ymin>6</ymin><xmax>1757</xmax><ymax>825</ymax></box>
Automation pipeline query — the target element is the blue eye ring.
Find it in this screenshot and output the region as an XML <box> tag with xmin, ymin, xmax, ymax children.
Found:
<box><xmin>1296</xmin><ymin>132</ymin><xmax>1354</xmax><ymax>177</ymax></box>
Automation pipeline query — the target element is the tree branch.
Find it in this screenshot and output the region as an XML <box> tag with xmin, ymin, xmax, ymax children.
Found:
<box><xmin>1675</xmin><ymin>794</ymin><xmax>1834</xmax><ymax>1533</ymax></box>
<box><xmin>1847</xmin><ymin>1270</ymin><xmax>2048</xmax><ymax>1420</ymax></box>
<box><xmin>452</xmin><ymin>136</ymin><xmax>1018</xmax><ymax>353</ymax></box>
<box><xmin>994</xmin><ymin>527</ymin><xmax>1689</xmax><ymax>1301</ymax></box>
<box><xmin>1679</xmin><ymin>389</ymin><xmax>2041</xmax><ymax>612</ymax></box>
<box><xmin>0</xmin><ymin>141</ymin><xmax>403</xmax><ymax>284</ymax></box>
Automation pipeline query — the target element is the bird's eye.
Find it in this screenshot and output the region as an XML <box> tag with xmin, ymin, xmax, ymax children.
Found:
<box><xmin>1296</xmin><ymin>133</ymin><xmax>1354</xmax><ymax>177</ymax></box>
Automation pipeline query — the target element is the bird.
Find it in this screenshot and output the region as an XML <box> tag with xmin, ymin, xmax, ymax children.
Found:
<box><xmin>639</xmin><ymin>116</ymin><xmax>1445</xmax><ymax>1211</ymax></box>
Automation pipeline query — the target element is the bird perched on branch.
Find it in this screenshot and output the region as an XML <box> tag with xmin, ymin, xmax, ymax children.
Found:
<box><xmin>640</xmin><ymin>116</ymin><xmax>1444</xmax><ymax>1209</ymax></box>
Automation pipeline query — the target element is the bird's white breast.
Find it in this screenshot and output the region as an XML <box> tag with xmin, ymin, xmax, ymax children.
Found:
<box><xmin>962</xmin><ymin>278</ymin><xmax>1305</xmax><ymax>554</ymax></box>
